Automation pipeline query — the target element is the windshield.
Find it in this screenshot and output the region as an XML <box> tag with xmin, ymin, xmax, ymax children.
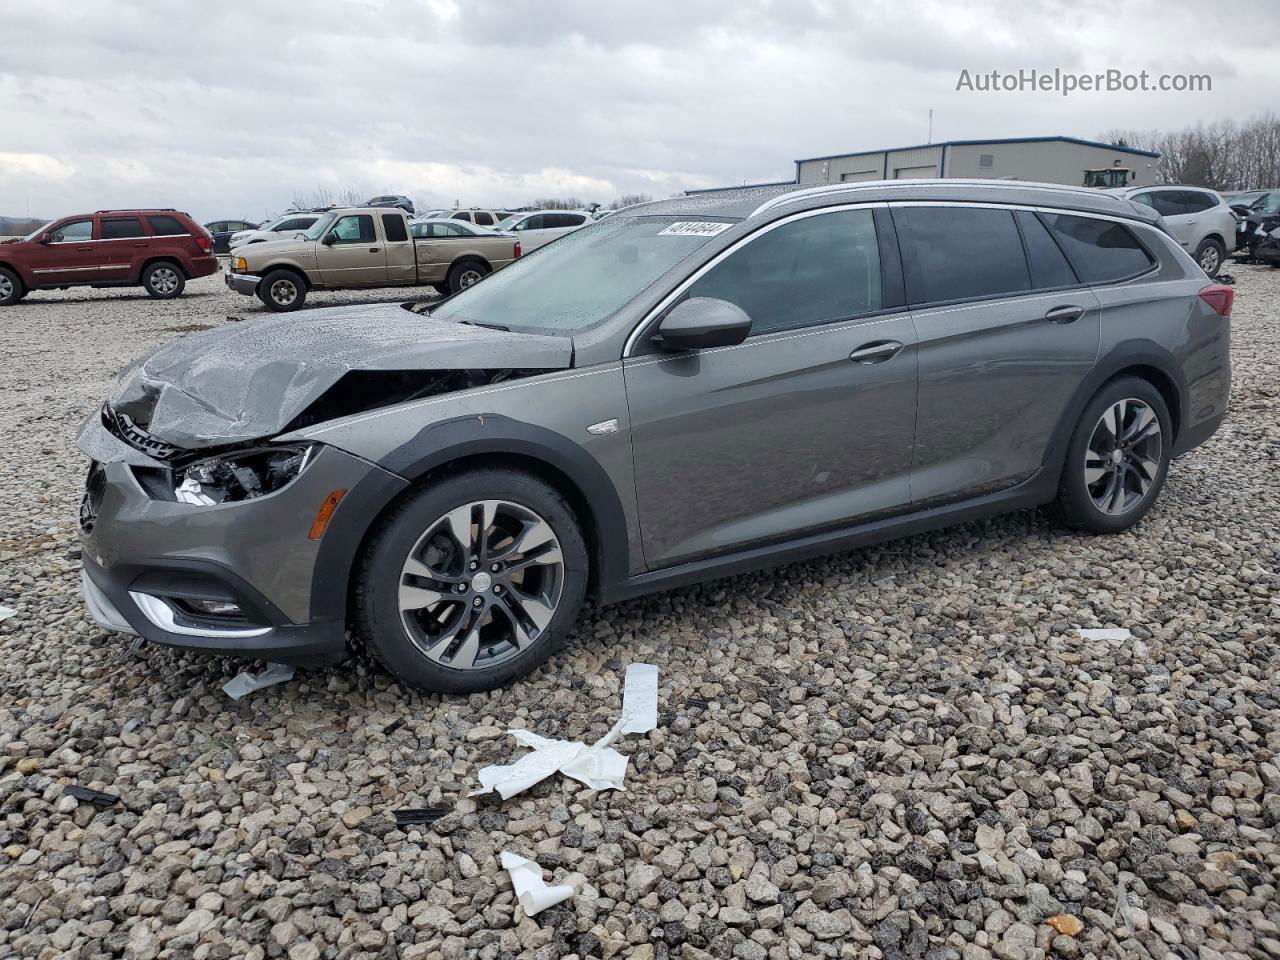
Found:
<box><xmin>302</xmin><ymin>213</ymin><xmax>336</xmax><ymax>241</ymax></box>
<box><xmin>430</xmin><ymin>216</ymin><xmax>731</xmax><ymax>333</ymax></box>
<box><xmin>1254</xmin><ymin>193</ymin><xmax>1280</xmax><ymax>214</ymax></box>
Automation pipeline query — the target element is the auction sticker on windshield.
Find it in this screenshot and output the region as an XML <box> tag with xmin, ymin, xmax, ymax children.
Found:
<box><xmin>658</xmin><ymin>221</ymin><xmax>732</xmax><ymax>237</ymax></box>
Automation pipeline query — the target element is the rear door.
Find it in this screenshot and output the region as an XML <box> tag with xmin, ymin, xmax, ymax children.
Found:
<box><xmin>1132</xmin><ymin>190</ymin><xmax>1194</xmax><ymax>248</ymax></box>
<box><xmin>380</xmin><ymin>212</ymin><xmax>417</xmax><ymax>283</ymax></box>
<box><xmin>99</xmin><ymin>215</ymin><xmax>150</xmax><ymax>281</ymax></box>
<box><xmin>27</xmin><ymin>217</ymin><xmax>101</xmax><ymax>284</ymax></box>
<box><xmin>894</xmin><ymin>203</ymin><xmax>1102</xmax><ymax>505</ymax></box>
<box><xmin>512</xmin><ymin>214</ymin><xmax>552</xmax><ymax>250</ymax></box>
<box><xmin>624</xmin><ymin>206</ymin><xmax>919</xmax><ymax>568</ymax></box>
<box><xmin>314</xmin><ymin>213</ymin><xmax>386</xmax><ymax>285</ymax></box>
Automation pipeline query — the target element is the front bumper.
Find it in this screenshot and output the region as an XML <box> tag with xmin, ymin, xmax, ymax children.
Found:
<box><xmin>1255</xmin><ymin>238</ymin><xmax>1280</xmax><ymax>264</ymax></box>
<box><xmin>225</xmin><ymin>271</ymin><xmax>261</xmax><ymax>296</ymax></box>
<box><xmin>76</xmin><ymin>416</ymin><xmax>402</xmax><ymax>667</ymax></box>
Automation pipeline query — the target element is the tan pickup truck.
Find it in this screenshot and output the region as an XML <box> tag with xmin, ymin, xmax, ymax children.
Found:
<box><xmin>225</xmin><ymin>207</ymin><xmax>520</xmax><ymax>311</ymax></box>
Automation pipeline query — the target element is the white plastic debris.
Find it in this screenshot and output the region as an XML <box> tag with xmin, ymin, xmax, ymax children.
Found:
<box><xmin>501</xmin><ymin>851</ymin><xmax>574</xmax><ymax>916</ymax></box>
<box><xmin>0</xmin><ymin>605</ymin><xmax>15</xmax><ymax>622</ymax></box>
<box><xmin>474</xmin><ymin>663</ymin><xmax>659</xmax><ymax>799</ymax></box>
<box><xmin>223</xmin><ymin>662</ymin><xmax>296</xmax><ymax>700</ymax></box>
<box><xmin>1113</xmin><ymin>874</ymin><xmax>1136</xmax><ymax>933</ymax></box>
<box><xmin>1079</xmin><ymin>628</ymin><xmax>1132</xmax><ymax>641</ymax></box>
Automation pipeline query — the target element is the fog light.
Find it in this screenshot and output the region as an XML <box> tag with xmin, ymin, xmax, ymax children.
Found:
<box><xmin>181</xmin><ymin>598</ymin><xmax>243</xmax><ymax>617</ymax></box>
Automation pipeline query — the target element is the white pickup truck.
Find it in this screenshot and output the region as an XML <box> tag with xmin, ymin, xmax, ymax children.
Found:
<box><xmin>225</xmin><ymin>207</ymin><xmax>520</xmax><ymax>311</ymax></box>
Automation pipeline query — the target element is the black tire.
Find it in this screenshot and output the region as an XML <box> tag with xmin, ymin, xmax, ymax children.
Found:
<box><xmin>1193</xmin><ymin>238</ymin><xmax>1225</xmax><ymax>278</ymax></box>
<box><xmin>430</xmin><ymin>282</ymin><xmax>450</xmax><ymax>296</ymax></box>
<box><xmin>259</xmin><ymin>269</ymin><xmax>307</xmax><ymax>312</ymax></box>
<box><xmin>0</xmin><ymin>266</ymin><xmax>24</xmax><ymax>306</ymax></box>
<box><xmin>142</xmin><ymin>261</ymin><xmax>186</xmax><ymax>299</ymax></box>
<box><xmin>1047</xmin><ymin>376</ymin><xmax>1172</xmax><ymax>534</ymax></box>
<box><xmin>354</xmin><ymin>468</ymin><xmax>589</xmax><ymax>694</ymax></box>
<box><xmin>447</xmin><ymin>258</ymin><xmax>489</xmax><ymax>294</ymax></box>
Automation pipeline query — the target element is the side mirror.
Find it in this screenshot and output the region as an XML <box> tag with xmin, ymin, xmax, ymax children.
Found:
<box><xmin>655</xmin><ymin>297</ymin><xmax>752</xmax><ymax>351</ymax></box>
<box><xmin>320</xmin><ymin>232</ymin><xmax>337</xmax><ymax>245</ymax></box>
<box><xmin>40</xmin><ymin>234</ymin><xmax>56</xmax><ymax>245</ymax></box>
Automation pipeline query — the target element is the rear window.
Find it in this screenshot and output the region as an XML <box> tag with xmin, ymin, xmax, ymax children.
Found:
<box><xmin>1015</xmin><ymin>210</ymin><xmax>1078</xmax><ymax>289</ymax></box>
<box><xmin>382</xmin><ymin>214</ymin><xmax>408</xmax><ymax>242</ymax></box>
<box><xmin>1040</xmin><ymin>213</ymin><xmax>1155</xmax><ymax>283</ymax></box>
<box><xmin>896</xmin><ymin>206</ymin><xmax>1031</xmax><ymax>304</ymax></box>
<box><xmin>101</xmin><ymin>217</ymin><xmax>145</xmax><ymax>240</ymax></box>
<box><xmin>146</xmin><ymin>215</ymin><xmax>188</xmax><ymax>236</ymax></box>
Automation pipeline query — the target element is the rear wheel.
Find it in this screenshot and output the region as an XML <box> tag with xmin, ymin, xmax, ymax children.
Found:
<box><xmin>1048</xmin><ymin>377</ymin><xmax>1171</xmax><ymax>534</ymax></box>
<box><xmin>142</xmin><ymin>261</ymin><xmax>185</xmax><ymax>299</ymax></box>
<box><xmin>354</xmin><ymin>468</ymin><xmax>588</xmax><ymax>693</ymax></box>
<box><xmin>447</xmin><ymin>258</ymin><xmax>489</xmax><ymax>294</ymax></box>
<box><xmin>259</xmin><ymin>269</ymin><xmax>307</xmax><ymax>311</ymax></box>
<box><xmin>0</xmin><ymin>267</ymin><xmax>24</xmax><ymax>306</ymax></box>
<box><xmin>1194</xmin><ymin>238</ymin><xmax>1225</xmax><ymax>277</ymax></box>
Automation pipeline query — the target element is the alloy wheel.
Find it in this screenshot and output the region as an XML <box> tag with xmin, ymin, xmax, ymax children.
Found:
<box><xmin>0</xmin><ymin>275</ymin><xmax>13</xmax><ymax>300</ymax></box>
<box><xmin>151</xmin><ymin>267</ymin><xmax>180</xmax><ymax>295</ymax></box>
<box><xmin>397</xmin><ymin>499</ymin><xmax>565</xmax><ymax>669</ymax></box>
<box><xmin>1084</xmin><ymin>398</ymin><xmax>1162</xmax><ymax>516</ymax></box>
<box><xmin>459</xmin><ymin>268</ymin><xmax>484</xmax><ymax>288</ymax></box>
<box><xmin>1199</xmin><ymin>245</ymin><xmax>1221</xmax><ymax>275</ymax></box>
<box><xmin>270</xmin><ymin>278</ymin><xmax>298</xmax><ymax>306</ymax></box>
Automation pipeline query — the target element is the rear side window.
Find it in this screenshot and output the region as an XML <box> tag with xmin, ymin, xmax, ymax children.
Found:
<box><xmin>1178</xmin><ymin>190</ymin><xmax>1216</xmax><ymax>213</ymax></box>
<box><xmin>896</xmin><ymin>206</ymin><xmax>1030</xmax><ymax>304</ymax></box>
<box><xmin>687</xmin><ymin>208</ymin><xmax>882</xmax><ymax>336</ymax></box>
<box><xmin>381</xmin><ymin>214</ymin><xmax>408</xmax><ymax>242</ymax></box>
<box><xmin>1015</xmin><ymin>210</ymin><xmax>1077</xmax><ymax>288</ymax></box>
<box><xmin>1134</xmin><ymin>191</ymin><xmax>1187</xmax><ymax>218</ymax></box>
<box><xmin>146</xmin><ymin>215</ymin><xmax>187</xmax><ymax>235</ymax></box>
<box><xmin>475</xmin><ymin>212</ymin><xmax>494</xmax><ymax>226</ymax></box>
<box><xmin>1040</xmin><ymin>213</ymin><xmax>1154</xmax><ymax>283</ymax></box>
<box><xmin>101</xmin><ymin>217</ymin><xmax>144</xmax><ymax>239</ymax></box>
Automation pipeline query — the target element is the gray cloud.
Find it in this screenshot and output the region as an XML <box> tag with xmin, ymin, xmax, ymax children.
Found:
<box><xmin>1</xmin><ymin>0</ymin><xmax>1275</xmax><ymax>223</ymax></box>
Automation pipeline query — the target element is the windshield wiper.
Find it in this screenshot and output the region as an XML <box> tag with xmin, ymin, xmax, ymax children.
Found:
<box><xmin>457</xmin><ymin>319</ymin><xmax>510</xmax><ymax>332</ymax></box>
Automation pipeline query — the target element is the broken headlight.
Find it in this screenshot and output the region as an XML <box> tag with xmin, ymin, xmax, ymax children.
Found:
<box><xmin>174</xmin><ymin>445</ymin><xmax>315</xmax><ymax>506</ymax></box>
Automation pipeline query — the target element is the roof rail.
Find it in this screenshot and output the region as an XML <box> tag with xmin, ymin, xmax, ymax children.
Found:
<box><xmin>749</xmin><ymin>178</ymin><xmax>1125</xmax><ymax>218</ymax></box>
<box><xmin>95</xmin><ymin>208</ymin><xmax>178</xmax><ymax>213</ymax></box>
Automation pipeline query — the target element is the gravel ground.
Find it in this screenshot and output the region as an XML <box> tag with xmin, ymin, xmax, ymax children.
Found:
<box><xmin>1</xmin><ymin>264</ymin><xmax>1278</xmax><ymax>960</ymax></box>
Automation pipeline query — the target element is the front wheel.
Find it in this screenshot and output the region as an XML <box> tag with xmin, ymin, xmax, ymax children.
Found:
<box><xmin>354</xmin><ymin>468</ymin><xmax>588</xmax><ymax>693</ymax></box>
<box><xmin>0</xmin><ymin>267</ymin><xmax>24</xmax><ymax>306</ymax></box>
<box><xmin>1194</xmin><ymin>238</ymin><xmax>1225</xmax><ymax>277</ymax></box>
<box><xmin>1047</xmin><ymin>377</ymin><xmax>1172</xmax><ymax>534</ymax></box>
<box><xmin>143</xmin><ymin>261</ymin><xmax>185</xmax><ymax>299</ymax></box>
<box><xmin>259</xmin><ymin>269</ymin><xmax>307</xmax><ymax>311</ymax></box>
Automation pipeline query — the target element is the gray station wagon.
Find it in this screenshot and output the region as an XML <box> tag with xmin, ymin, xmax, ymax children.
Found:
<box><xmin>78</xmin><ymin>180</ymin><xmax>1233</xmax><ymax>693</ymax></box>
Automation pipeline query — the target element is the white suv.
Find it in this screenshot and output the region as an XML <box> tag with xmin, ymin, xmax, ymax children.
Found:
<box><xmin>1115</xmin><ymin>186</ymin><xmax>1236</xmax><ymax>277</ymax></box>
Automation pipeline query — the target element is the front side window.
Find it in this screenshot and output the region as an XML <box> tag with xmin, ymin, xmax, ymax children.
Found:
<box><xmin>101</xmin><ymin>217</ymin><xmax>144</xmax><ymax>239</ymax></box>
<box><xmin>48</xmin><ymin>219</ymin><xmax>93</xmax><ymax>242</ymax></box>
<box><xmin>1041</xmin><ymin>213</ymin><xmax>1154</xmax><ymax>283</ymax></box>
<box><xmin>896</xmin><ymin>206</ymin><xmax>1030</xmax><ymax>304</ymax></box>
<box><xmin>431</xmin><ymin>216</ymin><xmax>725</xmax><ymax>333</ymax></box>
<box><xmin>518</xmin><ymin>215</ymin><xmax>545</xmax><ymax>230</ymax></box>
<box><xmin>328</xmin><ymin>214</ymin><xmax>375</xmax><ymax>243</ymax></box>
<box><xmin>687</xmin><ymin>209</ymin><xmax>882</xmax><ymax>336</ymax></box>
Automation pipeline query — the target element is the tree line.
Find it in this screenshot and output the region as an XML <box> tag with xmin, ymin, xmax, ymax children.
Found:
<box><xmin>1102</xmin><ymin>113</ymin><xmax>1280</xmax><ymax>190</ymax></box>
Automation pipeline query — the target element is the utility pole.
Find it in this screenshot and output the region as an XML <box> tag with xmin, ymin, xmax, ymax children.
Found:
<box><xmin>928</xmin><ymin>109</ymin><xmax>933</xmax><ymax>144</ymax></box>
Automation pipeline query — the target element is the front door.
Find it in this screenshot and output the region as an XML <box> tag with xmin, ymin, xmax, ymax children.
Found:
<box><xmin>892</xmin><ymin>204</ymin><xmax>1103</xmax><ymax>504</ymax></box>
<box><xmin>27</xmin><ymin>218</ymin><xmax>101</xmax><ymax>285</ymax></box>
<box><xmin>624</xmin><ymin>207</ymin><xmax>918</xmax><ymax>569</ymax></box>
<box><xmin>315</xmin><ymin>213</ymin><xmax>387</xmax><ymax>285</ymax></box>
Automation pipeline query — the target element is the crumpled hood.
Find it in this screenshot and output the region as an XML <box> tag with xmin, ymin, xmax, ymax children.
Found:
<box><xmin>108</xmin><ymin>303</ymin><xmax>573</xmax><ymax>448</ymax></box>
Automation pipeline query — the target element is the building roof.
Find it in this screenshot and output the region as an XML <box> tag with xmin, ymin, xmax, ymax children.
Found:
<box><xmin>795</xmin><ymin>135</ymin><xmax>1160</xmax><ymax>164</ymax></box>
<box><xmin>685</xmin><ymin>179</ymin><xmax>798</xmax><ymax>196</ymax></box>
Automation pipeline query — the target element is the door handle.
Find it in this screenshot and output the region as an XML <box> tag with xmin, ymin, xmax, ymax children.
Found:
<box><xmin>849</xmin><ymin>340</ymin><xmax>904</xmax><ymax>364</ymax></box>
<box><xmin>369</xmin><ymin>247</ymin><xmax>380</xmax><ymax>253</ymax></box>
<box><xmin>1044</xmin><ymin>304</ymin><xmax>1086</xmax><ymax>324</ymax></box>
<box><xmin>76</xmin><ymin>246</ymin><xmax>93</xmax><ymax>251</ymax></box>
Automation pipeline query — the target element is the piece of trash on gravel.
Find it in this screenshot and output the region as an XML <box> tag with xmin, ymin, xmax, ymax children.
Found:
<box><xmin>501</xmin><ymin>851</ymin><xmax>574</xmax><ymax>916</ymax></box>
<box><xmin>474</xmin><ymin>663</ymin><xmax>659</xmax><ymax>799</ymax></box>
<box><xmin>223</xmin><ymin>662</ymin><xmax>296</xmax><ymax>700</ymax></box>
<box><xmin>0</xmin><ymin>605</ymin><xmax>15</xmax><ymax>622</ymax></box>
<box><xmin>1113</xmin><ymin>874</ymin><xmax>1136</xmax><ymax>933</ymax></box>
<box><xmin>121</xmin><ymin>717</ymin><xmax>143</xmax><ymax>734</ymax></box>
<box><xmin>63</xmin><ymin>785</ymin><xmax>120</xmax><ymax>808</ymax></box>
<box><xmin>393</xmin><ymin>807</ymin><xmax>449</xmax><ymax>827</ymax></box>
<box><xmin>1078</xmin><ymin>627</ymin><xmax>1132</xmax><ymax>641</ymax></box>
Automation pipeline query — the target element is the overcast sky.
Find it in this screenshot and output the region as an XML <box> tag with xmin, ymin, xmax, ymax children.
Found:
<box><xmin>2</xmin><ymin>0</ymin><xmax>1277</xmax><ymax>223</ymax></box>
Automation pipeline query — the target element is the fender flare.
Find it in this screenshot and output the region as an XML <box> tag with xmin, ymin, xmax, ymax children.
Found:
<box><xmin>1041</xmin><ymin>338</ymin><xmax>1188</xmax><ymax>480</ymax></box>
<box><xmin>309</xmin><ymin>414</ymin><xmax>630</xmax><ymax>624</ymax></box>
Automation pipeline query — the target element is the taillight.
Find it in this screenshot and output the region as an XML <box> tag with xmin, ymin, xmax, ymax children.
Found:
<box><xmin>514</xmin><ymin>241</ymin><xmax>522</xmax><ymax>258</ymax></box>
<box><xmin>1198</xmin><ymin>284</ymin><xmax>1234</xmax><ymax>317</ymax></box>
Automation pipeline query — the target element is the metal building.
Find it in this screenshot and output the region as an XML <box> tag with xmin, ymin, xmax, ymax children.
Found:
<box><xmin>794</xmin><ymin>136</ymin><xmax>1160</xmax><ymax>189</ymax></box>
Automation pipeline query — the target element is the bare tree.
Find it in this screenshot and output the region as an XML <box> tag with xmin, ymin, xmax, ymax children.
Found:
<box><xmin>1101</xmin><ymin>113</ymin><xmax>1280</xmax><ymax>189</ymax></box>
<box><xmin>527</xmin><ymin>197</ymin><xmax>587</xmax><ymax>210</ymax></box>
<box><xmin>289</xmin><ymin>185</ymin><xmax>369</xmax><ymax>211</ymax></box>
<box><xmin>608</xmin><ymin>193</ymin><xmax>654</xmax><ymax>210</ymax></box>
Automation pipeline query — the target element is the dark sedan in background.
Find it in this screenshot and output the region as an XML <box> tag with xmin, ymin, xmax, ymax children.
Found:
<box><xmin>203</xmin><ymin>219</ymin><xmax>260</xmax><ymax>255</ymax></box>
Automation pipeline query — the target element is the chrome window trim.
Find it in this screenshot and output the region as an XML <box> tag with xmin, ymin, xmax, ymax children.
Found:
<box><xmin>622</xmin><ymin>201</ymin><xmax>889</xmax><ymax>358</ymax></box>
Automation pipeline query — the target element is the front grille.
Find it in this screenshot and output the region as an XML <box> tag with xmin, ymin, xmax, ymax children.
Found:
<box><xmin>101</xmin><ymin>403</ymin><xmax>184</xmax><ymax>460</ymax></box>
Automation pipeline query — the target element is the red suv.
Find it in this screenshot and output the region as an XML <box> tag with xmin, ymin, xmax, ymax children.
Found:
<box><xmin>0</xmin><ymin>209</ymin><xmax>218</xmax><ymax>306</ymax></box>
